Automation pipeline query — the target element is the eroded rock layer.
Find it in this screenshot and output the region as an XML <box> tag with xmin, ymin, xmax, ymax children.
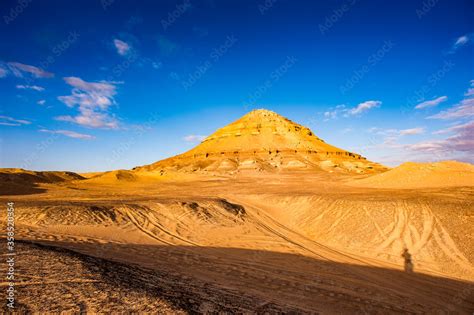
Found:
<box><xmin>137</xmin><ymin>109</ymin><xmax>387</xmax><ymax>174</ymax></box>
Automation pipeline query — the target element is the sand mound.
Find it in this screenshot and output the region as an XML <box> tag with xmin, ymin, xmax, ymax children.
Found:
<box><xmin>135</xmin><ymin>109</ymin><xmax>386</xmax><ymax>174</ymax></box>
<box><xmin>84</xmin><ymin>170</ymin><xmax>138</xmax><ymax>183</ymax></box>
<box><xmin>79</xmin><ymin>171</ymin><xmax>105</xmax><ymax>179</ymax></box>
<box><xmin>0</xmin><ymin>168</ymin><xmax>85</xmax><ymax>194</ymax></box>
<box><xmin>350</xmin><ymin>160</ymin><xmax>474</xmax><ymax>188</ymax></box>
<box><xmin>0</xmin><ymin>168</ymin><xmax>84</xmax><ymax>183</ymax></box>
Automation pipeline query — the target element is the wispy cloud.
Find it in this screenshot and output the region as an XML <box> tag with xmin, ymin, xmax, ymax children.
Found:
<box><xmin>323</xmin><ymin>101</ymin><xmax>381</xmax><ymax>120</ymax></box>
<box><xmin>464</xmin><ymin>79</ymin><xmax>474</xmax><ymax>97</ymax></box>
<box><xmin>39</xmin><ymin>129</ymin><xmax>95</xmax><ymax>140</ymax></box>
<box><xmin>368</xmin><ymin>126</ymin><xmax>424</xmax><ymax>137</ymax></box>
<box><xmin>428</xmin><ymin>81</ymin><xmax>474</xmax><ymax>120</ymax></box>
<box><xmin>369</xmin><ymin>121</ymin><xmax>473</xmax><ymax>164</ymax></box>
<box><xmin>113</xmin><ymin>39</ymin><xmax>131</xmax><ymax>56</ymax></box>
<box><xmin>448</xmin><ymin>33</ymin><xmax>471</xmax><ymax>54</ymax></box>
<box><xmin>348</xmin><ymin>100</ymin><xmax>381</xmax><ymax>116</ymax></box>
<box><xmin>0</xmin><ymin>115</ymin><xmax>31</xmax><ymax>126</ymax></box>
<box><xmin>323</xmin><ymin>104</ymin><xmax>346</xmax><ymax>121</ymax></box>
<box><xmin>37</xmin><ymin>100</ymin><xmax>46</xmax><ymax>105</ymax></box>
<box><xmin>16</xmin><ymin>84</ymin><xmax>45</xmax><ymax>91</ymax></box>
<box><xmin>183</xmin><ymin>134</ymin><xmax>206</xmax><ymax>142</ymax></box>
<box><xmin>399</xmin><ymin>127</ymin><xmax>425</xmax><ymax>135</ymax></box>
<box><xmin>56</xmin><ymin>77</ymin><xmax>120</xmax><ymax>129</ymax></box>
<box><xmin>406</xmin><ymin>120</ymin><xmax>474</xmax><ymax>154</ymax></box>
<box><xmin>414</xmin><ymin>96</ymin><xmax>447</xmax><ymax>109</ymax></box>
<box><xmin>433</xmin><ymin>120</ymin><xmax>473</xmax><ymax>135</ymax></box>
<box><xmin>0</xmin><ymin>66</ymin><xmax>7</xmax><ymax>78</ymax></box>
<box><xmin>7</xmin><ymin>62</ymin><xmax>54</xmax><ymax>78</ymax></box>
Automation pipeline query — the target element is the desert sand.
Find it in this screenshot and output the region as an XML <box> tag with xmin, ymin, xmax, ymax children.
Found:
<box><xmin>1</xmin><ymin>110</ymin><xmax>473</xmax><ymax>313</ymax></box>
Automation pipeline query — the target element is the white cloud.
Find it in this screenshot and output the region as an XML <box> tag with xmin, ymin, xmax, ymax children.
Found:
<box><xmin>368</xmin><ymin>121</ymin><xmax>473</xmax><ymax>164</ymax></box>
<box><xmin>37</xmin><ymin>100</ymin><xmax>46</xmax><ymax>105</ymax></box>
<box><xmin>323</xmin><ymin>104</ymin><xmax>346</xmax><ymax>121</ymax></box>
<box><xmin>39</xmin><ymin>129</ymin><xmax>95</xmax><ymax>140</ymax></box>
<box><xmin>7</xmin><ymin>62</ymin><xmax>54</xmax><ymax>78</ymax></box>
<box><xmin>414</xmin><ymin>96</ymin><xmax>447</xmax><ymax>109</ymax></box>
<box><xmin>183</xmin><ymin>134</ymin><xmax>206</xmax><ymax>142</ymax></box>
<box><xmin>464</xmin><ymin>80</ymin><xmax>474</xmax><ymax>97</ymax></box>
<box><xmin>368</xmin><ymin>126</ymin><xmax>424</xmax><ymax>137</ymax></box>
<box><xmin>449</xmin><ymin>34</ymin><xmax>471</xmax><ymax>54</ymax></box>
<box><xmin>348</xmin><ymin>100</ymin><xmax>381</xmax><ymax>116</ymax></box>
<box><xmin>428</xmin><ymin>81</ymin><xmax>474</xmax><ymax>120</ymax></box>
<box><xmin>428</xmin><ymin>97</ymin><xmax>474</xmax><ymax>120</ymax></box>
<box><xmin>367</xmin><ymin>127</ymin><xmax>397</xmax><ymax>136</ymax></box>
<box><xmin>0</xmin><ymin>115</ymin><xmax>31</xmax><ymax>126</ymax></box>
<box><xmin>406</xmin><ymin>120</ymin><xmax>474</xmax><ymax>154</ymax></box>
<box><xmin>16</xmin><ymin>84</ymin><xmax>45</xmax><ymax>91</ymax></box>
<box><xmin>0</xmin><ymin>66</ymin><xmax>7</xmax><ymax>78</ymax></box>
<box><xmin>393</xmin><ymin>120</ymin><xmax>474</xmax><ymax>165</ymax></box>
<box><xmin>56</xmin><ymin>77</ymin><xmax>120</xmax><ymax>129</ymax></box>
<box><xmin>399</xmin><ymin>127</ymin><xmax>425</xmax><ymax>136</ymax></box>
<box><xmin>455</xmin><ymin>35</ymin><xmax>469</xmax><ymax>46</ymax></box>
<box><xmin>433</xmin><ymin>120</ymin><xmax>473</xmax><ymax>134</ymax></box>
<box><xmin>113</xmin><ymin>39</ymin><xmax>131</xmax><ymax>56</ymax></box>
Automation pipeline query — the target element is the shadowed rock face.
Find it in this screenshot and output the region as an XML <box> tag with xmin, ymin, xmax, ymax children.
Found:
<box><xmin>136</xmin><ymin>109</ymin><xmax>387</xmax><ymax>174</ymax></box>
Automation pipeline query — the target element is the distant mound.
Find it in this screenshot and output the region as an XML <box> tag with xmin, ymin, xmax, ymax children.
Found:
<box><xmin>79</xmin><ymin>172</ymin><xmax>105</xmax><ymax>179</ymax></box>
<box><xmin>84</xmin><ymin>170</ymin><xmax>138</xmax><ymax>183</ymax></box>
<box><xmin>135</xmin><ymin>109</ymin><xmax>386</xmax><ymax>174</ymax></box>
<box><xmin>0</xmin><ymin>168</ymin><xmax>84</xmax><ymax>183</ymax></box>
<box><xmin>350</xmin><ymin>161</ymin><xmax>474</xmax><ymax>188</ymax></box>
<box><xmin>0</xmin><ymin>168</ymin><xmax>84</xmax><ymax>195</ymax></box>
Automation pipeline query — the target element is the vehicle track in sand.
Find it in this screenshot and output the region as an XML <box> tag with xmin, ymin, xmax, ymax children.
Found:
<box><xmin>219</xmin><ymin>197</ymin><xmax>473</xmax><ymax>312</ymax></box>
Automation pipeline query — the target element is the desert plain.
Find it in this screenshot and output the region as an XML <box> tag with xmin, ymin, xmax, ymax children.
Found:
<box><xmin>1</xmin><ymin>110</ymin><xmax>473</xmax><ymax>313</ymax></box>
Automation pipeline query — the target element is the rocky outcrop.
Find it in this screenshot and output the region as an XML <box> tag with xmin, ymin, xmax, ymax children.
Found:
<box><xmin>136</xmin><ymin>109</ymin><xmax>387</xmax><ymax>174</ymax></box>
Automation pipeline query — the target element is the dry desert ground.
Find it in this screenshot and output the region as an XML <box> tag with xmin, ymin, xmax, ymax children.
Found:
<box><xmin>1</xmin><ymin>110</ymin><xmax>473</xmax><ymax>313</ymax></box>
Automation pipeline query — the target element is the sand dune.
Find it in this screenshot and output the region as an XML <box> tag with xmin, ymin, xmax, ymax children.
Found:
<box><xmin>83</xmin><ymin>170</ymin><xmax>138</xmax><ymax>183</ymax></box>
<box><xmin>0</xmin><ymin>168</ymin><xmax>84</xmax><ymax>183</ymax></box>
<box><xmin>351</xmin><ymin>161</ymin><xmax>474</xmax><ymax>188</ymax></box>
<box><xmin>0</xmin><ymin>168</ymin><xmax>84</xmax><ymax>195</ymax></box>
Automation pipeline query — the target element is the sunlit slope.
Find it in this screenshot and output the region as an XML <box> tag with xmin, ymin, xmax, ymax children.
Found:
<box><xmin>351</xmin><ymin>161</ymin><xmax>474</xmax><ymax>188</ymax></box>
<box><xmin>9</xmin><ymin>189</ymin><xmax>473</xmax><ymax>281</ymax></box>
<box><xmin>0</xmin><ymin>168</ymin><xmax>84</xmax><ymax>195</ymax></box>
<box><xmin>136</xmin><ymin>109</ymin><xmax>387</xmax><ymax>174</ymax></box>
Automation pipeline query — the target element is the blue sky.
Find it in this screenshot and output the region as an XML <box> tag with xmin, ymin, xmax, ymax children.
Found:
<box><xmin>0</xmin><ymin>0</ymin><xmax>473</xmax><ymax>172</ymax></box>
